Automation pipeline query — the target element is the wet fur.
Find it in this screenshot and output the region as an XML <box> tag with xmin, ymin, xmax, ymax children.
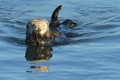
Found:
<box><xmin>49</xmin><ymin>5</ymin><xmax>62</xmax><ymax>28</ymax></box>
<box><xmin>26</xmin><ymin>19</ymin><xmax>54</xmax><ymax>46</ymax></box>
<box><xmin>49</xmin><ymin>5</ymin><xmax>77</xmax><ymax>38</ymax></box>
<box><xmin>26</xmin><ymin>5</ymin><xmax>76</xmax><ymax>46</ymax></box>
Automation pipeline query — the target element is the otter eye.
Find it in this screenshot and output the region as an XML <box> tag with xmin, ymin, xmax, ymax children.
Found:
<box><xmin>71</xmin><ymin>22</ymin><xmax>76</xmax><ymax>25</ymax></box>
<box><xmin>70</xmin><ymin>22</ymin><xmax>77</xmax><ymax>28</ymax></box>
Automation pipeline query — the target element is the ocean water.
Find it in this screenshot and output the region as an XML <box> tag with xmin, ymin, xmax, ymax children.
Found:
<box><xmin>0</xmin><ymin>0</ymin><xmax>120</xmax><ymax>80</ymax></box>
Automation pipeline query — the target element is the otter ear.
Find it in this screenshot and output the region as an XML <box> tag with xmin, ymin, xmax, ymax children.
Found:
<box><xmin>50</xmin><ymin>5</ymin><xmax>62</xmax><ymax>27</ymax></box>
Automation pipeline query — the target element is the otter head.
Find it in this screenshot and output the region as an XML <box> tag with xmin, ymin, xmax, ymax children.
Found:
<box><xmin>62</xmin><ymin>19</ymin><xmax>77</xmax><ymax>28</ymax></box>
<box><xmin>26</xmin><ymin>18</ymin><xmax>53</xmax><ymax>46</ymax></box>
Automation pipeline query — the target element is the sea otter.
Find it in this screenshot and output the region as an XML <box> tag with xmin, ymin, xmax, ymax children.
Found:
<box><xmin>25</xmin><ymin>5</ymin><xmax>77</xmax><ymax>46</ymax></box>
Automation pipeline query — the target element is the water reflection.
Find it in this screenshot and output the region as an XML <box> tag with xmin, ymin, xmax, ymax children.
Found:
<box><xmin>25</xmin><ymin>46</ymin><xmax>53</xmax><ymax>72</ymax></box>
<box><xmin>30</xmin><ymin>66</ymin><xmax>48</xmax><ymax>72</ymax></box>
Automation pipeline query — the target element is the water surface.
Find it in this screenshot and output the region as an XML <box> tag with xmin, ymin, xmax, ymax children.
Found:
<box><xmin>0</xmin><ymin>0</ymin><xmax>120</xmax><ymax>80</ymax></box>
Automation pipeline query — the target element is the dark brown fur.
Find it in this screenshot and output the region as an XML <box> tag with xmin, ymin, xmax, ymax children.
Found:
<box><xmin>49</xmin><ymin>5</ymin><xmax>63</xmax><ymax>38</ymax></box>
<box><xmin>49</xmin><ymin>5</ymin><xmax>62</xmax><ymax>28</ymax></box>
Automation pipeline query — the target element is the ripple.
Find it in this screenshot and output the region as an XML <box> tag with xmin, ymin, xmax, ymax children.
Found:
<box><xmin>90</xmin><ymin>24</ymin><xmax>119</xmax><ymax>31</ymax></box>
<box><xmin>0</xmin><ymin>35</ymin><xmax>25</xmax><ymax>46</ymax></box>
<box><xmin>0</xmin><ymin>18</ymin><xmax>14</xmax><ymax>24</ymax></box>
<box><xmin>8</xmin><ymin>36</ymin><xmax>25</xmax><ymax>46</ymax></box>
<box><xmin>1</xmin><ymin>0</ymin><xmax>120</xmax><ymax>80</ymax></box>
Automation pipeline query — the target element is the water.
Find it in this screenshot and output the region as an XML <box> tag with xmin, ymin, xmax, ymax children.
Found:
<box><xmin>0</xmin><ymin>0</ymin><xmax>120</xmax><ymax>80</ymax></box>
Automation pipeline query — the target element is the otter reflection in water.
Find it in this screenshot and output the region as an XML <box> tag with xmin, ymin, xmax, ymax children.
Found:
<box><xmin>25</xmin><ymin>46</ymin><xmax>52</xmax><ymax>72</ymax></box>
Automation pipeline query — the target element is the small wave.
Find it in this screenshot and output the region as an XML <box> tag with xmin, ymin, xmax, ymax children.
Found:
<box><xmin>8</xmin><ymin>36</ymin><xmax>25</xmax><ymax>46</ymax></box>
<box><xmin>90</xmin><ymin>24</ymin><xmax>119</xmax><ymax>31</ymax></box>
<box><xmin>0</xmin><ymin>35</ymin><xmax>25</xmax><ymax>46</ymax></box>
<box><xmin>70</xmin><ymin>29</ymin><xmax>120</xmax><ymax>44</ymax></box>
<box><xmin>0</xmin><ymin>18</ymin><xmax>14</xmax><ymax>24</ymax></box>
<box><xmin>78</xmin><ymin>34</ymin><xmax>120</xmax><ymax>43</ymax></box>
<box><xmin>14</xmin><ymin>20</ymin><xmax>27</xmax><ymax>25</ymax></box>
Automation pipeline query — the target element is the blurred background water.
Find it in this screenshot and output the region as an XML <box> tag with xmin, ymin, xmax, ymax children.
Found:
<box><xmin>0</xmin><ymin>0</ymin><xmax>120</xmax><ymax>80</ymax></box>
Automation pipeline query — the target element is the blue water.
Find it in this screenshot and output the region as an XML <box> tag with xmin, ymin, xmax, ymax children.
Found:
<box><xmin>0</xmin><ymin>0</ymin><xmax>120</xmax><ymax>80</ymax></box>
